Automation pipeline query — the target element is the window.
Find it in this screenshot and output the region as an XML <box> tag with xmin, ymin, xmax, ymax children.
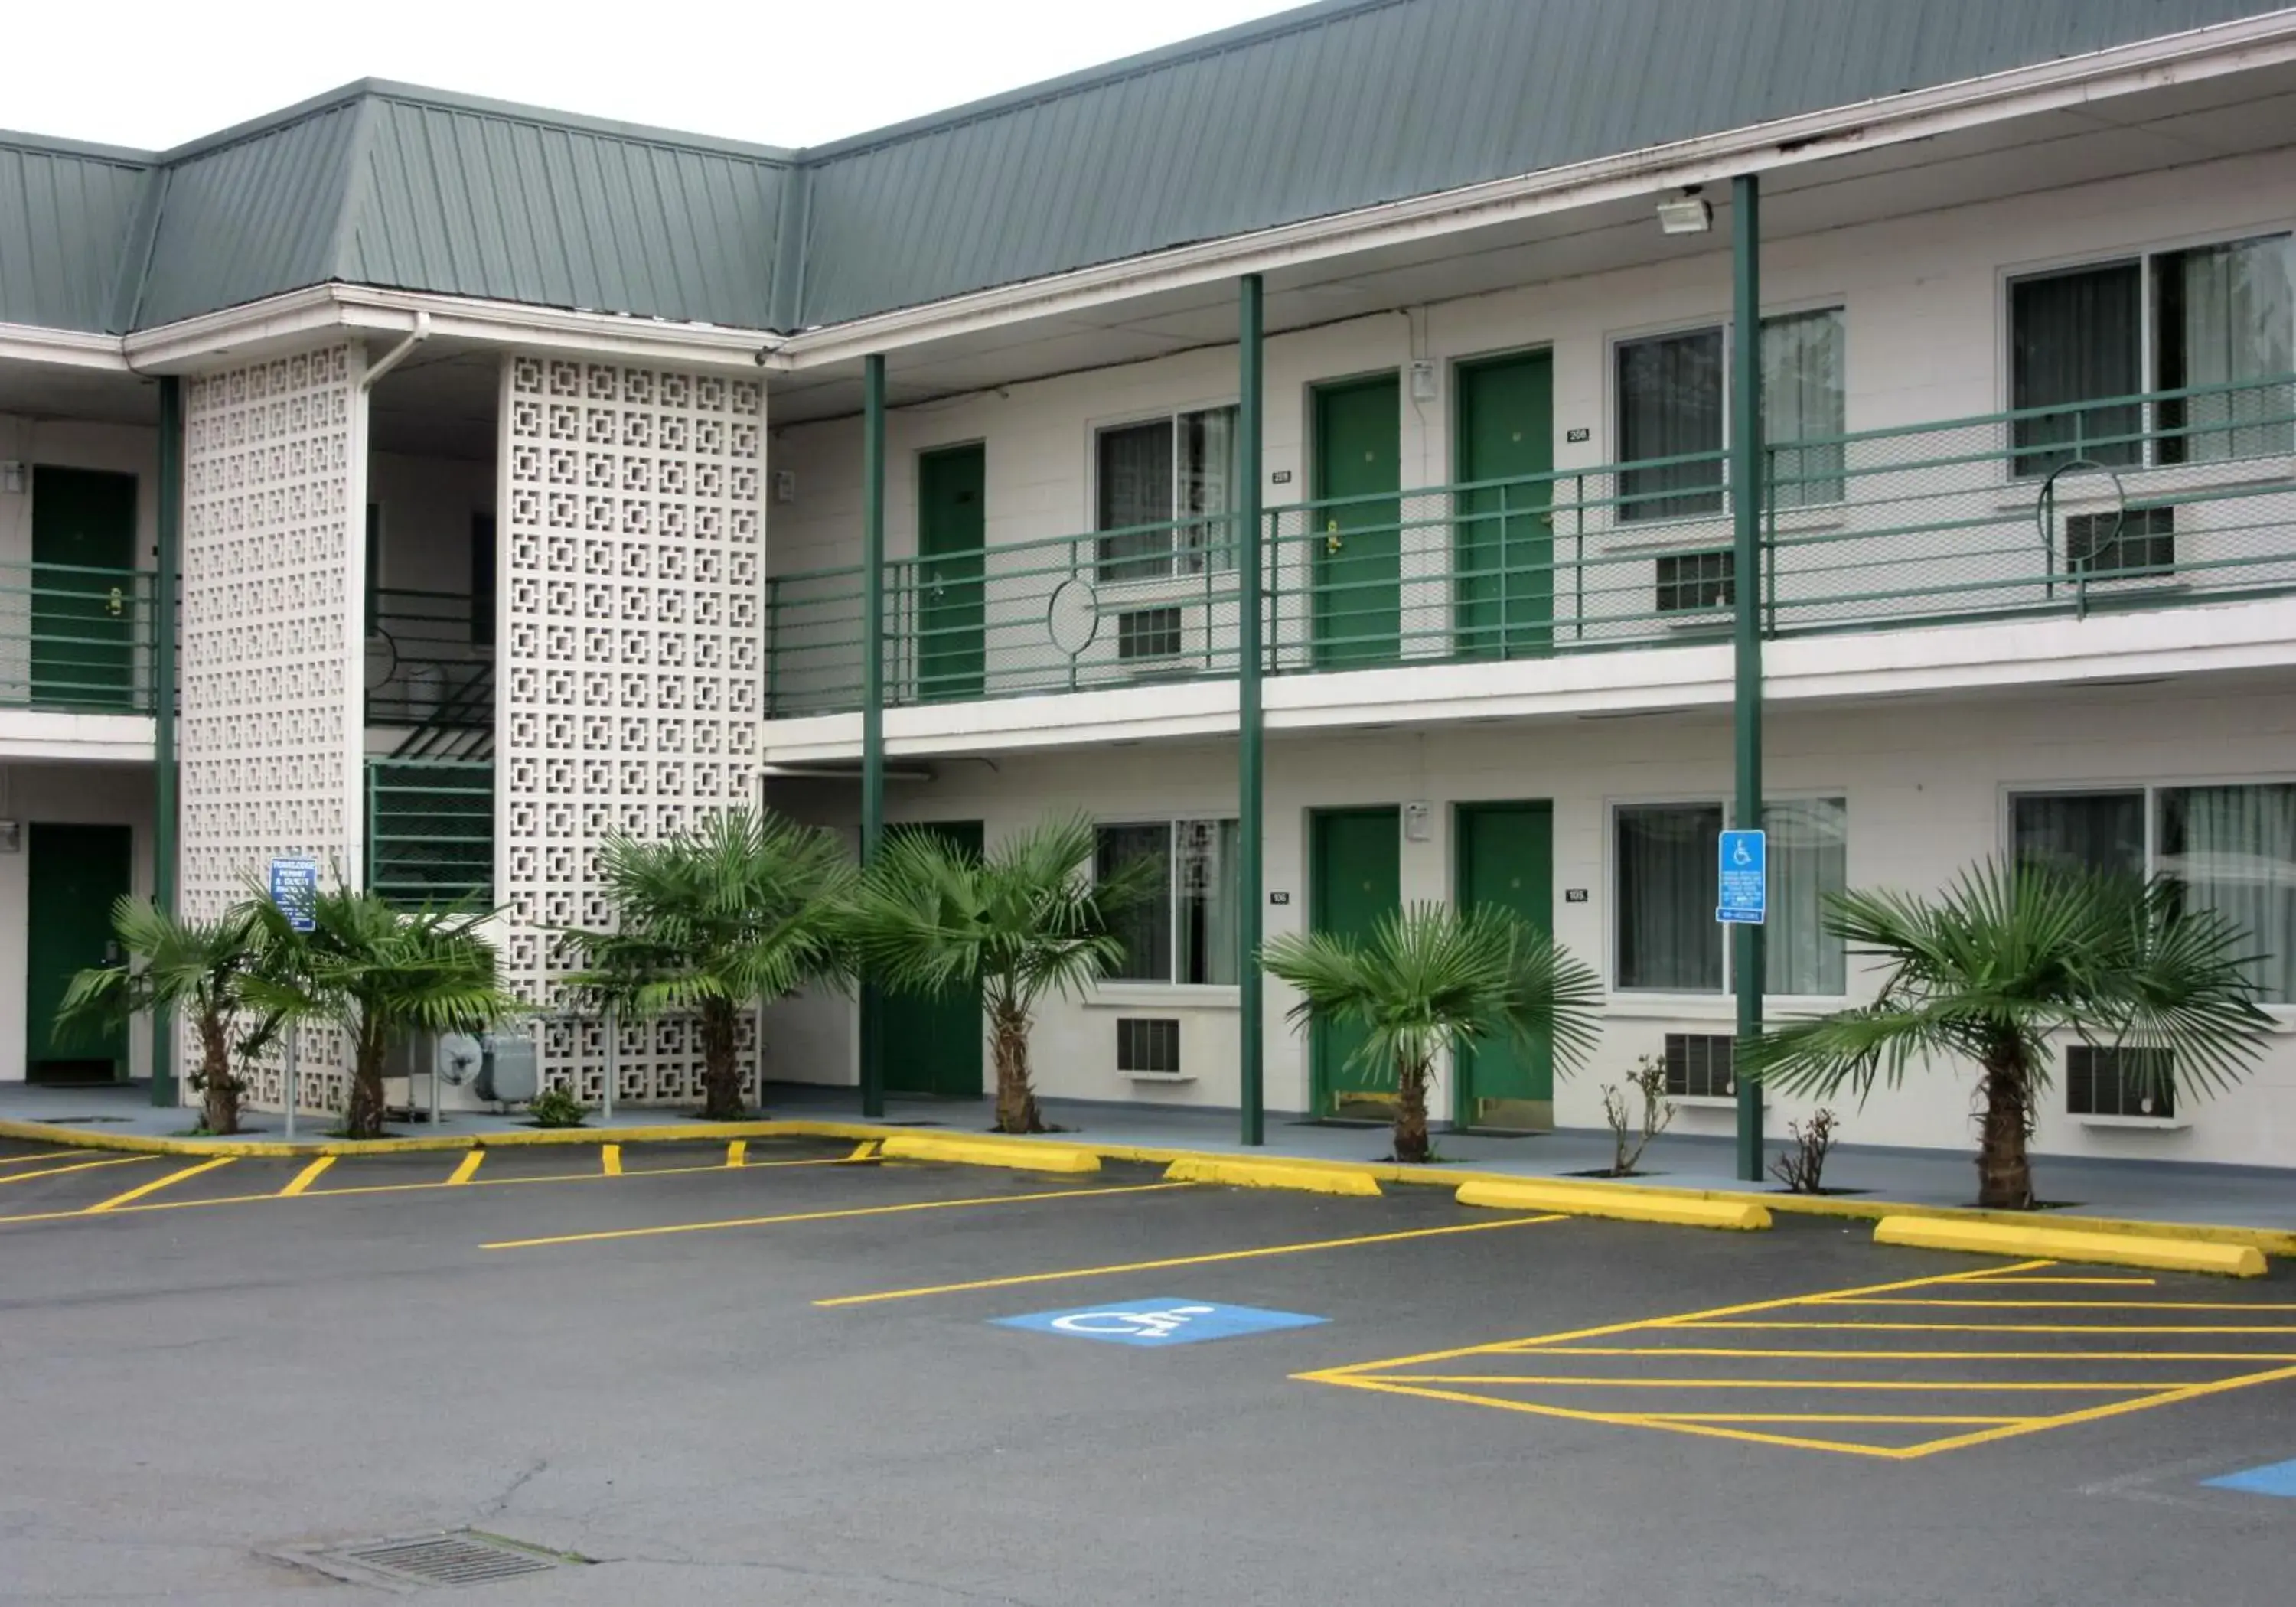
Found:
<box><xmin>2013</xmin><ymin>783</ymin><xmax>2296</xmax><ymax>1005</ymax></box>
<box><xmin>1117</xmin><ymin>606</ymin><xmax>1182</xmax><ymax>660</ymax></box>
<box><xmin>1095</xmin><ymin>819</ymin><xmax>1241</xmax><ymax>985</ymax></box>
<box><xmin>1655</xmin><ymin>550</ymin><xmax>1733</xmax><ymax>614</ymax></box>
<box><xmin>1615</xmin><ymin>798</ymin><xmax>1848</xmax><ymax>994</ymax></box>
<box><xmin>2066</xmin><ymin>1045</ymin><xmax>2174</xmax><ymax>1119</ymax></box>
<box><xmin>1095</xmin><ymin>406</ymin><xmax>1238</xmax><ymax>581</ymax></box>
<box><xmin>2009</xmin><ymin>235</ymin><xmax>2293</xmax><ymax>477</ymax></box>
<box><xmin>1662</xmin><ymin>1033</ymin><xmax>1737</xmax><ymax>1098</ymax></box>
<box><xmin>1616</xmin><ymin>309</ymin><xmax>1845</xmax><ymax>523</ymax></box>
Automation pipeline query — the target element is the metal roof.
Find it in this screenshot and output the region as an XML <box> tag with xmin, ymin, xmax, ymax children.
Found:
<box><xmin>3</xmin><ymin>0</ymin><xmax>2292</xmax><ymax>337</ymax></box>
<box><xmin>793</xmin><ymin>0</ymin><xmax>2296</xmax><ymax>324</ymax></box>
<box><xmin>0</xmin><ymin>137</ymin><xmax>152</xmax><ymax>332</ymax></box>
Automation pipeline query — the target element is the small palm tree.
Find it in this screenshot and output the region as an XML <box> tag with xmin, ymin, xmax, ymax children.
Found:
<box><xmin>55</xmin><ymin>899</ymin><xmax>272</xmax><ymax>1136</ymax></box>
<box><xmin>1740</xmin><ymin>859</ymin><xmax>2272</xmax><ymax>1209</ymax></box>
<box><xmin>249</xmin><ymin>883</ymin><xmax>518</xmax><ymax>1139</ymax></box>
<box><xmin>1261</xmin><ymin>903</ymin><xmax>1603</xmax><ymax>1163</ymax></box>
<box><xmin>848</xmin><ymin>813</ymin><xmax>1146</xmax><ymax>1134</ymax></box>
<box><xmin>560</xmin><ymin>807</ymin><xmax>855</xmax><ymax>1121</ymax></box>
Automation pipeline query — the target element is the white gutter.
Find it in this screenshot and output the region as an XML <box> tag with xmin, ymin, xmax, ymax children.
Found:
<box><xmin>776</xmin><ymin>8</ymin><xmax>2296</xmax><ymax>367</ymax></box>
<box><xmin>0</xmin><ymin>321</ymin><xmax>132</xmax><ymax>373</ymax></box>
<box><xmin>358</xmin><ymin>308</ymin><xmax>429</xmax><ymax>389</ymax></box>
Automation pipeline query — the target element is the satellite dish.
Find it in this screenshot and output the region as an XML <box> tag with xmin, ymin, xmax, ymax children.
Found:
<box><xmin>434</xmin><ymin>1032</ymin><xmax>485</xmax><ymax>1086</ymax></box>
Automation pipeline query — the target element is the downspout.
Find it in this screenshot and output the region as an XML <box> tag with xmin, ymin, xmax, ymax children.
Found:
<box><xmin>360</xmin><ymin>310</ymin><xmax>432</xmax><ymax>390</ymax></box>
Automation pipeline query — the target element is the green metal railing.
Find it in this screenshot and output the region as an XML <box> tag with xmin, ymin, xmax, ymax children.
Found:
<box><xmin>366</xmin><ymin>758</ymin><xmax>493</xmax><ymax>907</ymax></box>
<box><xmin>366</xmin><ymin>587</ymin><xmax>491</xmax><ymax>728</ymax></box>
<box><xmin>0</xmin><ymin>562</ymin><xmax>156</xmax><ymax>714</ymax></box>
<box><xmin>762</xmin><ymin>374</ymin><xmax>2296</xmax><ymax>714</ymax></box>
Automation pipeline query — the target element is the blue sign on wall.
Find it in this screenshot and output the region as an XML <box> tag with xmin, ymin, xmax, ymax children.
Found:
<box><xmin>269</xmin><ymin>856</ymin><xmax>321</xmax><ymax>933</ymax></box>
<box><xmin>993</xmin><ymin>1299</ymin><xmax>1326</xmax><ymax>1348</ymax></box>
<box><xmin>1717</xmin><ymin>829</ymin><xmax>1766</xmax><ymax>925</ymax></box>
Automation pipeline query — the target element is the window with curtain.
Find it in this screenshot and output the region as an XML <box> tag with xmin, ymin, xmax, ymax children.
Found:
<box><xmin>1763</xmin><ymin>308</ymin><xmax>1847</xmax><ymax>507</ymax></box>
<box><xmin>2159</xmin><ymin>784</ymin><xmax>2296</xmax><ymax>1003</ymax></box>
<box><xmin>2010</xmin><ymin>790</ymin><xmax>2146</xmax><ymax>877</ymax></box>
<box><xmin>1094</xmin><ymin>820</ymin><xmax>1240</xmax><ymax>985</ymax></box>
<box><xmin>1616</xmin><ymin>803</ymin><xmax>1723</xmax><ymax>990</ymax></box>
<box><xmin>1617</xmin><ymin>329</ymin><xmax>1726</xmax><ymax>523</ymax></box>
<box><xmin>2010</xmin><ymin>262</ymin><xmax>2143</xmax><ymax>478</ymax></box>
<box><xmin>1096</xmin><ymin>407</ymin><xmax>1239</xmax><ymax>581</ymax></box>
<box><xmin>1765</xmin><ymin>797</ymin><xmax>1848</xmax><ymax>995</ymax></box>
<box><xmin>2157</xmin><ymin>235</ymin><xmax>2294</xmax><ymax>464</ymax></box>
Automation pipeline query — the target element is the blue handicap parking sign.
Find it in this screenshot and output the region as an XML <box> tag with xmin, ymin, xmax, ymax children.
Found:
<box><xmin>1717</xmin><ymin>828</ymin><xmax>1766</xmax><ymax>925</ymax></box>
<box><xmin>993</xmin><ymin>1298</ymin><xmax>1326</xmax><ymax>1348</ymax></box>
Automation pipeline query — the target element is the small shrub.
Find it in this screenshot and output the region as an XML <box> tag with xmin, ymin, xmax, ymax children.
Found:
<box><xmin>1770</xmin><ymin>1107</ymin><xmax>1841</xmax><ymax>1194</ymax></box>
<box><xmin>1598</xmin><ymin>1054</ymin><xmax>1675</xmax><ymax>1176</ymax></box>
<box><xmin>528</xmin><ymin>1086</ymin><xmax>589</xmax><ymax>1128</ymax></box>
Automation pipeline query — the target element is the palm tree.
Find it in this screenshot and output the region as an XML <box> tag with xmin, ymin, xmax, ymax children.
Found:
<box><xmin>1261</xmin><ymin>903</ymin><xmax>1603</xmax><ymax>1163</ymax></box>
<box><xmin>249</xmin><ymin>883</ymin><xmax>518</xmax><ymax>1139</ymax></box>
<box><xmin>1740</xmin><ymin>859</ymin><xmax>2272</xmax><ymax>1209</ymax></box>
<box><xmin>847</xmin><ymin>813</ymin><xmax>1146</xmax><ymax>1134</ymax></box>
<box><xmin>55</xmin><ymin>898</ymin><xmax>272</xmax><ymax>1136</ymax></box>
<box><xmin>560</xmin><ymin>807</ymin><xmax>855</xmax><ymax>1121</ymax></box>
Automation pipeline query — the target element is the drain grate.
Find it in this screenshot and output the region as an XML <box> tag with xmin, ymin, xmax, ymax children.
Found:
<box><xmin>274</xmin><ymin>1530</ymin><xmax>571</xmax><ymax>1590</ymax></box>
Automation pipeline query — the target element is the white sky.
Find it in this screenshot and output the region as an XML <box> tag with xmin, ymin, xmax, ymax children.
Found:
<box><xmin>7</xmin><ymin>0</ymin><xmax>1306</xmax><ymax>152</ymax></box>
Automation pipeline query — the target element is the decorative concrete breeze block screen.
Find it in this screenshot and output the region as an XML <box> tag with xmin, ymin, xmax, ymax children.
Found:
<box><xmin>501</xmin><ymin>357</ymin><xmax>765</xmax><ymax>1101</ymax></box>
<box><xmin>180</xmin><ymin>343</ymin><xmax>367</xmax><ymax>1113</ymax></box>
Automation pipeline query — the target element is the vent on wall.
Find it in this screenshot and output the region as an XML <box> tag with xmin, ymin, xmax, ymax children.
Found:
<box><xmin>1117</xmin><ymin>1017</ymin><xmax>1182</xmax><ymax>1076</ymax></box>
<box><xmin>1117</xmin><ymin>607</ymin><xmax>1182</xmax><ymax>660</ymax></box>
<box><xmin>1662</xmin><ymin>1032</ymin><xmax>1735</xmax><ymax>1098</ymax></box>
<box><xmin>2066</xmin><ymin>1044</ymin><xmax>2174</xmax><ymax>1118</ymax></box>
<box><xmin>2065</xmin><ymin>505</ymin><xmax>2174</xmax><ymax>579</ymax></box>
<box><xmin>1655</xmin><ymin>550</ymin><xmax>1734</xmax><ymax>614</ymax></box>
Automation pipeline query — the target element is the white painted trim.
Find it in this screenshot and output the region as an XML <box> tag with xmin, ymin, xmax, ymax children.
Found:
<box><xmin>0</xmin><ymin>322</ymin><xmax>130</xmax><ymax>373</ymax></box>
<box><xmin>0</xmin><ymin>711</ymin><xmax>156</xmax><ymax>762</ymax></box>
<box><xmin>774</xmin><ymin>12</ymin><xmax>2296</xmax><ymax>367</ymax></box>
<box><xmin>2075</xmin><ymin>1114</ymin><xmax>2192</xmax><ymax>1131</ymax></box>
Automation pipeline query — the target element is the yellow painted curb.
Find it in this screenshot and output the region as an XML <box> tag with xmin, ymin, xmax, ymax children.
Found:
<box><xmin>1456</xmin><ymin>1178</ymin><xmax>1772</xmax><ymax>1232</ymax></box>
<box><xmin>876</xmin><ymin>1134</ymin><xmax>1101</xmax><ymax>1174</ymax></box>
<box><xmin>1874</xmin><ymin>1214</ymin><xmax>2268</xmax><ymax>1278</ymax></box>
<box><xmin>1163</xmin><ymin>1157</ymin><xmax>1381</xmax><ymax>1196</ymax></box>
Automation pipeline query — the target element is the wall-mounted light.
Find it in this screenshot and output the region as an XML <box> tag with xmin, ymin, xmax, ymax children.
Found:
<box><xmin>1655</xmin><ymin>187</ymin><xmax>1713</xmax><ymax>236</ymax></box>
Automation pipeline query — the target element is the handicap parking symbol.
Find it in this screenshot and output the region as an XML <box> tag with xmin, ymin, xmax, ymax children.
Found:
<box><xmin>993</xmin><ymin>1298</ymin><xmax>1326</xmax><ymax>1348</ymax></box>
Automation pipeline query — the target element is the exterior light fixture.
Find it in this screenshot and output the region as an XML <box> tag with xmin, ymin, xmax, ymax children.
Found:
<box><xmin>1655</xmin><ymin>188</ymin><xmax>1714</xmax><ymax>236</ymax></box>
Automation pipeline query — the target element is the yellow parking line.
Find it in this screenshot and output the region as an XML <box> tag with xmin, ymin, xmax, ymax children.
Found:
<box><xmin>1355</xmin><ymin>1375</ymin><xmax>2188</xmax><ymax>1392</ymax></box>
<box><xmin>1526</xmin><ymin>1345</ymin><xmax>2296</xmax><ymax>1362</ymax></box>
<box><xmin>1639</xmin><ymin>1413</ymin><xmax>2033</xmax><ymax>1426</ymax></box>
<box><xmin>727</xmin><ymin>1140</ymin><xmax>747</xmax><ymax>1168</ymax></box>
<box><xmin>601</xmin><ymin>1144</ymin><xmax>622</xmax><ymax>1177</ymax></box>
<box><xmin>482</xmin><ymin>1180</ymin><xmax>1194</xmax><ymax>1251</ymax></box>
<box><xmin>0</xmin><ymin>1149</ymin><xmax>101</xmax><ymax>1168</ymax></box>
<box><xmin>816</xmin><ymin>1212</ymin><xmax>1567</xmax><ymax>1307</ymax></box>
<box><xmin>448</xmin><ymin>1151</ymin><xmax>485</xmax><ymax>1185</ymax></box>
<box><xmin>86</xmin><ymin>1157</ymin><xmax>233</xmax><ymax>1213</ymax></box>
<box><xmin>1819</xmin><ymin>1298</ymin><xmax>2296</xmax><ymax>1311</ymax></box>
<box><xmin>0</xmin><ymin>1155</ymin><xmax>155</xmax><ymax>1185</ymax></box>
<box><xmin>1903</xmin><ymin>1362</ymin><xmax>2296</xmax><ymax>1459</ymax></box>
<box><xmin>1682</xmin><ymin>1321</ymin><xmax>2296</xmax><ymax>1335</ymax></box>
<box><xmin>278</xmin><ymin>1157</ymin><xmax>334</xmax><ymax>1196</ymax></box>
<box><xmin>1954</xmin><ymin>1276</ymin><xmax>2157</xmax><ymax>1286</ymax></box>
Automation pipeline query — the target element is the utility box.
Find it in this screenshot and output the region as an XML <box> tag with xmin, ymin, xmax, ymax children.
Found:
<box><xmin>476</xmin><ymin>1032</ymin><xmax>540</xmax><ymax>1105</ymax></box>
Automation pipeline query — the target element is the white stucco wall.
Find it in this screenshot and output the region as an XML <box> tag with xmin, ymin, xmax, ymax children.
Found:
<box><xmin>763</xmin><ymin>677</ymin><xmax>2296</xmax><ymax>1169</ymax></box>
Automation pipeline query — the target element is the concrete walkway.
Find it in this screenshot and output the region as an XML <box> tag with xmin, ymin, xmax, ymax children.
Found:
<box><xmin>6</xmin><ymin>1078</ymin><xmax>2291</xmax><ymax>1234</ymax></box>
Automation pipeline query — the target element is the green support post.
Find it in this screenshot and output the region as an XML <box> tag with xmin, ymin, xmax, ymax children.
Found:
<box><xmin>1238</xmin><ymin>275</ymin><xmax>1265</xmax><ymax>1146</ymax></box>
<box><xmin>1730</xmin><ymin>174</ymin><xmax>1766</xmax><ymax>1182</ymax></box>
<box><xmin>151</xmin><ymin>376</ymin><xmax>181</xmax><ymax>1108</ymax></box>
<box><xmin>859</xmin><ymin>354</ymin><xmax>888</xmax><ymax>1120</ymax></box>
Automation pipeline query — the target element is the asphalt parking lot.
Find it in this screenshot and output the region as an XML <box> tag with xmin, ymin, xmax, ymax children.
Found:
<box><xmin>2</xmin><ymin>1134</ymin><xmax>2291</xmax><ymax>1605</ymax></box>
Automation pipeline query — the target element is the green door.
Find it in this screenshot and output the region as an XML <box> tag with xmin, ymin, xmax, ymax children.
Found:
<box><xmin>880</xmin><ymin>820</ymin><xmax>985</xmax><ymax>1097</ymax></box>
<box><xmin>1455</xmin><ymin>801</ymin><xmax>1555</xmax><ymax>1130</ymax></box>
<box><xmin>1312</xmin><ymin>376</ymin><xmax>1401</xmax><ymax>667</ymax></box>
<box><xmin>31</xmin><ymin>466</ymin><xmax>138</xmax><ymax>710</ymax></box>
<box><xmin>916</xmin><ymin>445</ymin><xmax>986</xmax><ymax>702</ymax></box>
<box><xmin>1455</xmin><ymin>353</ymin><xmax>1554</xmax><ymax>659</ymax></box>
<box><xmin>26</xmin><ymin>823</ymin><xmax>132</xmax><ymax>1084</ymax></box>
<box><xmin>1309</xmin><ymin>806</ymin><xmax>1401</xmax><ymax>1118</ymax></box>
